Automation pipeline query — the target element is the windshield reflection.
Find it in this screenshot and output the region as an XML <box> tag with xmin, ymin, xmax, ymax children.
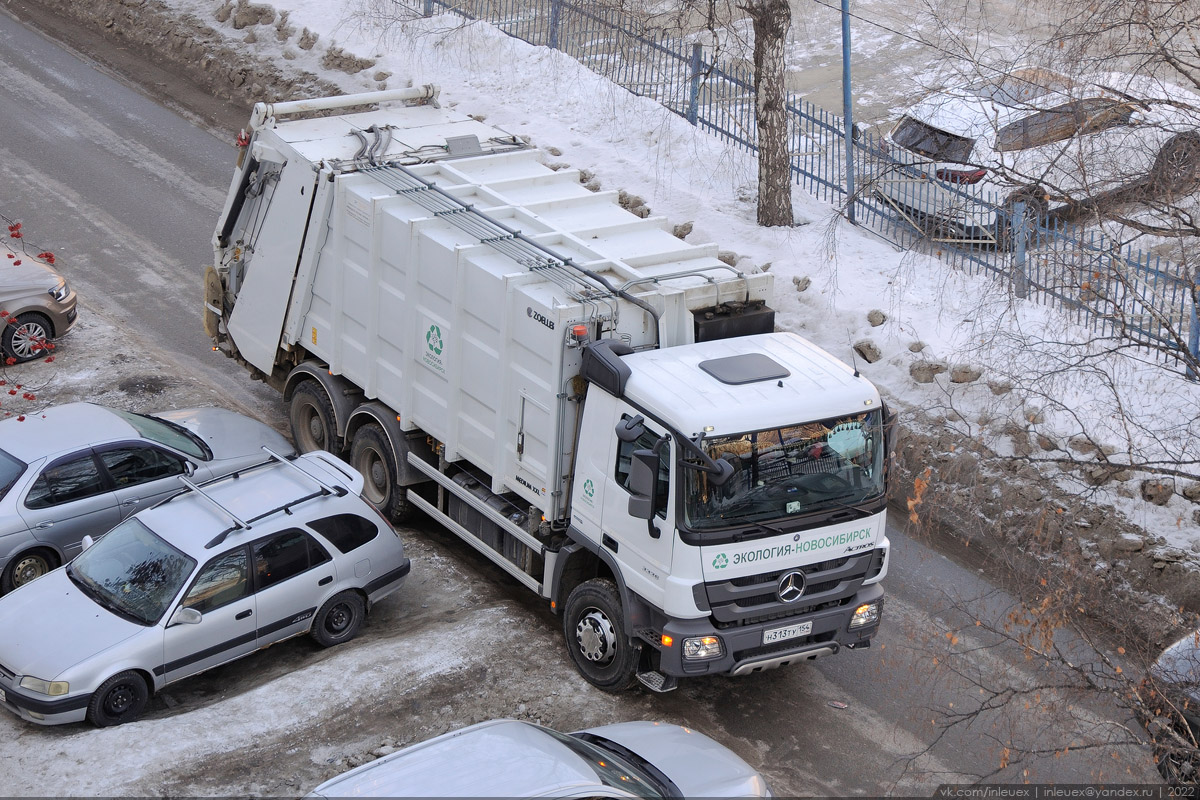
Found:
<box><xmin>70</xmin><ymin>518</ymin><xmax>195</xmax><ymax>625</ymax></box>
<box><xmin>683</xmin><ymin>410</ymin><xmax>885</xmax><ymax>531</ymax></box>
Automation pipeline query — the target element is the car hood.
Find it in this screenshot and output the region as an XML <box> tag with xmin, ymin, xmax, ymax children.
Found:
<box><xmin>582</xmin><ymin>721</ymin><xmax>770</xmax><ymax>797</ymax></box>
<box><xmin>153</xmin><ymin>406</ymin><xmax>293</xmax><ymax>463</ymax></box>
<box><xmin>1151</xmin><ymin>629</ymin><xmax>1200</xmax><ymax>704</ymax></box>
<box><xmin>0</xmin><ymin>568</ymin><xmax>143</xmax><ymax>680</ymax></box>
<box><xmin>0</xmin><ymin>259</ymin><xmax>61</xmax><ymax>297</ymax></box>
<box><xmin>906</xmin><ymin>92</ymin><xmax>1013</xmax><ymax>144</ymax></box>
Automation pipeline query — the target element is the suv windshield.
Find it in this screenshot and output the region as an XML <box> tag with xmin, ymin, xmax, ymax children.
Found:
<box><xmin>891</xmin><ymin>116</ymin><xmax>976</xmax><ymax>163</ymax></box>
<box><xmin>0</xmin><ymin>447</ymin><xmax>26</xmax><ymax>501</ymax></box>
<box><xmin>108</xmin><ymin>408</ymin><xmax>209</xmax><ymax>461</ymax></box>
<box><xmin>69</xmin><ymin>517</ymin><xmax>196</xmax><ymax>625</ymax></box>
<box><xmin>683</xmin><ymin>410</ymin><xmax>885</xmax><ymax>531</ymax></box>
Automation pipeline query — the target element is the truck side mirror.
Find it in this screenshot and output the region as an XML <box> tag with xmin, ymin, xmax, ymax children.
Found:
<box><xmin>627</xmin><ymin>449</ymin><xmax>659</xmax><ymax>520</ymax></box>
<box><xmin>615</xmin><ymin>415</ymin><xmax>645</xmax><ymax>443</ymax></box>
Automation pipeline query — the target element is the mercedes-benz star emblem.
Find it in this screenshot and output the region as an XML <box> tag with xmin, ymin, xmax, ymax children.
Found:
<box><xmin>776</xmin><ymin>570</ymin><xmax>807</xmax><ymax>603</ymax></box>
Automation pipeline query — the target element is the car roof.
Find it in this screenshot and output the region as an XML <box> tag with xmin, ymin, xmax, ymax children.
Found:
<box><xmin>311</xmin><ymin>720</ymin><xmax>605</xmax><ymax>797</ymax></box>
<box><xmin>0</xmin><ymin>403</ymin><xmax>137</xmax><ymax>462</ymax></box>
<box><xmin>134</xmin><ymin>450</ymin><xmax>362</xmax><ymax>561</ymax></box>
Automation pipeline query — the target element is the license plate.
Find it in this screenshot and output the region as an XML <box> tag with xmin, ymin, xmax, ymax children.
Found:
<box><xmin>763</xmin><ymin>620</ymin><xmax>812</xmax><ymax>645</ymax></box>
<box><xmin>0</xmin><ymin>688</ymin><xmax>6</xmax><ymax>704</ymax></box>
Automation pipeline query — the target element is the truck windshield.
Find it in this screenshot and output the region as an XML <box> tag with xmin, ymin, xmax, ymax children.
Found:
<box><xmin>682</xmin><ymin>410</ymin><xmax>885</xmax><ymax>531</ymax></box>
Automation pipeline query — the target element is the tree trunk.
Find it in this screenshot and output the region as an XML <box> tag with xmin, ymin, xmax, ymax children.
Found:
<box><xmin>745</xmin><ymin>0</ymin><xmax>793</xmax><ymax>227</ymax></box>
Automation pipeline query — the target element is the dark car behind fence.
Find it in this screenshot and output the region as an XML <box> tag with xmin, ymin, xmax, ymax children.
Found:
<box><xmin>402</xmin><ymin>0</ymin><xmax>1199</xmax><ymax>374</ymax></box>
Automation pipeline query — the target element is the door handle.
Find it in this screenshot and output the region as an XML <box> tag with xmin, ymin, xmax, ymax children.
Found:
<box><xmin>34</xmin><ymin>521</ymin><xmax>53</xmax><ymax>529</ymax></box>
<box><xmin>235</xmin><ymin>609</ymin><xmax>253</xmax><ymax>620</ymax></box>
<box><xmin>120</xmin><ymin>499</ymin><xmax>140</xmax><ymax>507</ymax></box>
<box><xmin>318</xmin><ymin>575</ymin><xmax>333</xmax><ymax>586</ymax></box>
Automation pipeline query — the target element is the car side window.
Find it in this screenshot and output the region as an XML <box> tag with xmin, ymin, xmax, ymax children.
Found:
<box><xmin>98</xmin><ymin>445</ymin><xmax>186</xmax><ymax>488</ymax></box>
<box><xmin>307</xmin><ymin>514</ymin><xmax>380</xmax><ymax>554</ymax></box>
<box><xmin>24</xmin><ymin>453</ymin><xmax>108</xmax><ymax>509</ymax></box>
<box><xmin>182</xmin><ymin>548</ymin><xmax>249</xmax><ymax>613</ymax></box>
<box><xmin>1077</xmin><ymin>99</ymin><xmax>1134</xmax><ymax>135</ymax></box>
<box><xmin>253</xmin><ymin>529</ymin><xmax>331</xmax><ymax>589</ymax></box>
<box><xmin>614</xmin><ymin>416</ymin><xmax>670</xmax><ymax>518</ymax></box>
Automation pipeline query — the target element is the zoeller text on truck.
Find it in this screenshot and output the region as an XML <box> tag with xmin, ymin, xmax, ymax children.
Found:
<box><xmin>204</xmin><ymin>86</ymin><xmax>893</xmax><ymax>692</ymax></box>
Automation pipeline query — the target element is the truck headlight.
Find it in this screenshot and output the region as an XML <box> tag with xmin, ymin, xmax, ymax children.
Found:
<box><xmin>19</xmin><ymin>676</ymin><xmax>69</xmax><ymax>696</ymax></box>
<box><xmin>848</xmin><ymin>602</ymin><xmax>880</xmax><ymax>630</ymax></box>
<box><xmin>682</xmin><ymin>636</ymin><xmax>723</xmax><ymax>659</ymax></box>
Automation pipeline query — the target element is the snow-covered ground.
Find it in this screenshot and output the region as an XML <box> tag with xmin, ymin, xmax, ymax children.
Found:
<box><xmin>161</xmin><ymin>0</ymin><xmax>1200</xmax><ymax>553</ymax></box>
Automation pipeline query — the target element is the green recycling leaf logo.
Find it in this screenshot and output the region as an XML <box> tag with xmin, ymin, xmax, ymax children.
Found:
<box><xmin>712</xmin><ymin>553</ymin><xmax>729</xmax><ymax>569</ymax></box>
<box><xmin>426</xmin><ymin>324</ymin><xmax>444</xmax><ymax>356</ymax></box>
<box><xmin>583</xmin><ymin>479</ymin><xmax>595</xmax><ymax>498</ymax></box>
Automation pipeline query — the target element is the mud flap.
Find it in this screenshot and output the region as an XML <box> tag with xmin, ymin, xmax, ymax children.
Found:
<box><xmin>203</xmin><ymin>265</ymin><xmax>224</xmax><ymax>341</ymax></box>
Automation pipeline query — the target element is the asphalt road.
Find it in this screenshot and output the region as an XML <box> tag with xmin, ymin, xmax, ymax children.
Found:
<box><xmin>0</xmin><ymin>5</ymin><xmax>1164</xmax><ymax>794</ymax></box>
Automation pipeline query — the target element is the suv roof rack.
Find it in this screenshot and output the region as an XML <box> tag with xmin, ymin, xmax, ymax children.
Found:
<box><xmin>171</xmin><ymin>447</ymin><xmax>352</xmax><ymax>550</ymax></box>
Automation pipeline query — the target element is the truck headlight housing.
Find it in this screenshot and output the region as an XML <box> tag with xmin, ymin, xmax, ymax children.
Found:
<box><xmin>848</xmin><ymin>602</ymin><xmax>880</xmax><ymax>630</ymax></box>
<box><xmin>19</xmin><ymin>676</ymin><xmax>69</xmax><ymax>696</ymax></box>
<box><xmin>682</xmin><ymin>636</ymin><xmax>723</xmax><ymax>660</ymax></box>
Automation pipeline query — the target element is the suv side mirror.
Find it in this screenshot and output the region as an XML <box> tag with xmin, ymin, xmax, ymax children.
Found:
<box><xmin>80</xmin><ymin>534</ymin><xmax>95</xmax><ymax>552</ymax></box>
<box><xmin>168</xmin><ymin>607</ymin><xmax>203</xmax><ymax>627</ymax></box>
<box><xmin>627</xmin><ymin>449</ymin><xmax>659</xmax><ymax>521</ymax></box>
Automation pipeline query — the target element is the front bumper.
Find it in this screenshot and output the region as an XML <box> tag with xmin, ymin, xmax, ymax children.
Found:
<box><xmin>0</xmin><ymin>674</ymin><xmax>89</xmax><ymax>726</ymax></box>
<box><xmin>646</xmin><ymin>582</ymin><xmax>884</xmax><ymax>677</ymax></box>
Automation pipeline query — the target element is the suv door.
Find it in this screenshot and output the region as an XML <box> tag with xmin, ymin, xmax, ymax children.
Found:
<box><xmin>163</xmin><ymin>546</ymin><xmax>256</xmax><ymax>684</ymax></box>
<box><xmin>17</xmin><ymin>451</ymin><xmax>120</xmax><ymax>563</ymax></box>
<box><xmin>252</xmin><ymin>529</ymin><xmax>335</xmax><ymax>646</ymax></box>
<box><xmin>95</xmin><ymin>442</ymin><xmax>190</xmax><ymax>520</ymax></box>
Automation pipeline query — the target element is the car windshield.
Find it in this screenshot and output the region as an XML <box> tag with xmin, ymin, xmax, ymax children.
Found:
<box><xmin>534</xmin><ymin>728</ymin><xmax>664</xmax><ymax>798</ymax></box>
<box><xmin>107</xmin><ymin>408</ymin><xmax>208</xmax><ymax>460</ymax></box>
<box><xmin>68</xmin><ymin>517</ymin><xmax>196</xmax><ymax>626</ymax></box>
<box><xmin>891</xmin><ymin>115</ymin><xmax>975</xmax><ymax>163</ymax></box>
<box><xmin>683</xmin><ymin>410</ymin><xmax>886</xmax><ymax>531</ymax></box>
<box><xmin>0</xmin><ymin>447</ymin><xmax>26</xmax><ymax>501</ymax></box>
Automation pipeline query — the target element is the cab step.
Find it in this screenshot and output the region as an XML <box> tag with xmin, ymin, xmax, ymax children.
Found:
<box><xmin>636</xmin><ymin>671</ymin><xmax>678</xmax><ymax>693</ymax></box>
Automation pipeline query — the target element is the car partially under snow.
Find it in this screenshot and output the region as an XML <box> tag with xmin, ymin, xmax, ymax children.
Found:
<box><xmin>870</xmin><ymin>67</ymin><xmax>1200</xmax><ymax>245</ymax></box>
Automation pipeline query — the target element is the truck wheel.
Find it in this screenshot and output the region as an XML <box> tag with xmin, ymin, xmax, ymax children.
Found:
<box><xmin>87</xmin><ymin>670</ymin><xmax>149</xmax><ymax>727</ymax></box>
<box><xmin>290</xmin><ymin>381</ymin><xmax>342</xmax><ymax>454</ymax></box>
<box><xmin>350</xmin><ymin>423</ymin><xmax>414</xmax><ymax>523</ymax></box>
<box><xmin>563</xmin><ymin>578</ymin><xmax>641</xmax><ymax>692</ymax></box>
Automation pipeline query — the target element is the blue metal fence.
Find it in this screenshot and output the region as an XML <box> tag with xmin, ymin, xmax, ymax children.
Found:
<box><xmin>401</xmin><ymin>0</ymin><xmax>1199</xmax><ymax>373</ymax></box>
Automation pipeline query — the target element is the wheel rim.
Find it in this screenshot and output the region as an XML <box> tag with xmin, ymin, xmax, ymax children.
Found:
<box><xmin>12</xmin><ymin>554</ymin><xmax>49</xmax><ymax>587</ymax></box>
<box><xmin>354</xmin><ymin>446</ymin><xmax>388</xmax><ymax>506</ymax></box>
<box><xmin>1165</xmin><ymin>147</ymin><xmax>1197</xmax><ymax>188</ymax></box>
<box><xmin>325</xmin><ymin>602</ymin><xmax>354</xmax><ymax>635</ymax></box>
<box><xmin>574</xmin><ymin>607</ymin><xmax>617</xmax><ymax>665</ymax></box>
<box><xmin>10</xmin><ymin>321</ymin><xmax>48</xmax><ymax>360</ymax></box>
<box><xmin>103</xmin><ymin>683</ymin><xmax>136</xmax><ymax>716</ymax></box>
<box><xmin>295</xmin><ymin>401</ymin><xmax>327</xmax><ymax>451</ymax></box>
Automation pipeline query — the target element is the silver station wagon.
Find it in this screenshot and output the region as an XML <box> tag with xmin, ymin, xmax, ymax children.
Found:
<box><xmin>0</xmin><ymin>449</ymin><xmax>410</xmax><ymax>726</ymax></box>
<box><xmin>0</xmin><ymin>402</ymin><xmax>294</xmax><ymax>592</ymax></box>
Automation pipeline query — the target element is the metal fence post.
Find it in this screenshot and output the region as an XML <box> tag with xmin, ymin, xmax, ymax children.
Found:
<box><xmin>840</xmin><ymin>0</ymin><xmax>856</xmax><ymax>223</ymax></box>
<box><xmin>423</xmin><ymin>0</ymin><xmax>433</xmax><ymax>17</ymax></box>
<box><xmin>688</xmin><ymin>43</ymin><xmax>702</xmax><ymax>125</ymax></box>
<box><xmin>548</xmin><ymin>0</ymin><xmax>561</xmax><ymax>50</ymax></box>
<box><xmin>1012</xmin><ymin>201</ymin><xmax>1029</xmax><ymax>299</ymax></box>
<box><xmin>1189</xmin><ymin>282</ymin><xmax>1200</xmax><ymax>380</ymax></box>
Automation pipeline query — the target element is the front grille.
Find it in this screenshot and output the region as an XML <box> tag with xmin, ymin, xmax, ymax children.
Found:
<box><xmin>704</xmin><ymin>550</ymin><xmax>873</xmax><ymax>626</ymax></box>
<box><xmin>733</xmin><ymin>629</ymin><xmax>837</xmax><ymax>662</ymax></box>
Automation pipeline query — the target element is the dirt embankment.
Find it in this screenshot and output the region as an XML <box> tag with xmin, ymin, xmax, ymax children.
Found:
<box><xmin>8</xmin><ymin>0</ymin><xmax>1197</xmax><ymax>654</ymax></box>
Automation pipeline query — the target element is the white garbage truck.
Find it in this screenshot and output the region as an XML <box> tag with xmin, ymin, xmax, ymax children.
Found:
<box><xmin>204</xmin><ymin>86</ymin><xmax>892</xmax><ymax>692</ymax></box>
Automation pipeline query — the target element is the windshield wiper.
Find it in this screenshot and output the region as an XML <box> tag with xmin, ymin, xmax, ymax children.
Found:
<box><xmin>66</xmin><ymin>566</ymin><xmax>149</xmax><ymax>626</ymax></box>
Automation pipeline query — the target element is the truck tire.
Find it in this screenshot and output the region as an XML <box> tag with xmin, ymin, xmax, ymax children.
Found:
<box><xmin>289</xmin><ymin>381</ymin><xmax>343</xmax><ymax>454</ymax></box>
<box><xmin>350</xmin><ymin>423</ymin><xmax>414</xmax><ymax>523</ymax></box>
<box><xmin>563</xmin><ymin>578</ymin><xmax>641</xmax><ymax>692</ymax></box>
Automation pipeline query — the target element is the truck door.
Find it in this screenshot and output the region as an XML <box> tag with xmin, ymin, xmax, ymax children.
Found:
<box><xmin>226</xmin><ymin>156</ymin><xmax>320</xmax><ymax>375</ymax></box>
<box><xmin>600</xmin><ymin>412</ymin><xmax>675</xmax><ymax>603</ymax></box>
